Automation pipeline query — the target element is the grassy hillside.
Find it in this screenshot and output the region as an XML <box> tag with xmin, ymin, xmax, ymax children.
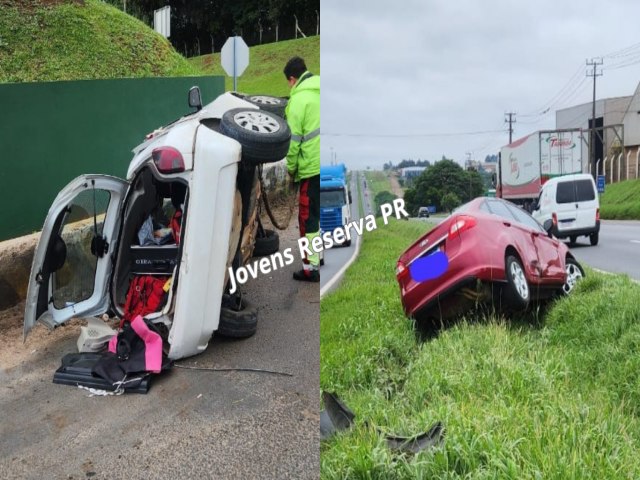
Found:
<box><xmin>321</xmin><ymin>219</ymin><xmax>640</xmax><ymax>478</ymax></box>
<box><xmin>0</xmin><ymin>0</ymin><xmax>199</xmax><ymax>83</ymax></box>
<box><xmin>190</xmin><ymin>36</ymin><xmax>320</xmax><ymax>96</ymax></box>
<box><xmin>364</xmin><ymin>171</ymin><xmax>394</xmax><ymax>200</ymax></box>
<box><xmin>600</xmin><ymin>178</ymin><xmax>640</xmax><ymax>220</ymax></box>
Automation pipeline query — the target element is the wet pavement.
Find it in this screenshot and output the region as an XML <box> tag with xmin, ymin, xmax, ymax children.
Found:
<box><xmin>0</xmin><ymin>221</ymin><xmax>319</xmax><ymax>480</ymax></box>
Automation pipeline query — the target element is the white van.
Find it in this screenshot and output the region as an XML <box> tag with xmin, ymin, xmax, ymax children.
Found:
<box><xmin>23</xmin><ymin>90</ymin><xmax>290</xmax><ymax>360</ymax></box>
<box><xmin>532</xmin><ymin>173</ymin><xmax>600</xmax><ymax>246</ymax></box>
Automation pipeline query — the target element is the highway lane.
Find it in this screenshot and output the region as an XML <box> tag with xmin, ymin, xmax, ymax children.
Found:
<box><xmin>320</xmin><ymin>171</ymin><xmax>371</xmax><ymax>292</ymax></box>
<box><xmin>568</xmin><ymin>220</ymin><xmax>640</xmax><ymax>280</ymax></box>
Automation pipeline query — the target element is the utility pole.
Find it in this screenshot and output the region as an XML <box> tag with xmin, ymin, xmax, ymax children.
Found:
<box><xmin>586</xmin><ymin>58</ymin><xmax>603</xmax><ymax>178</ymax></box>
<box><xmin>505</xmin><ymin>112</ymin><xmax>516</xmax><ymax>144</ymax></box>
<box><xmin>466</xmin><ymin>152</ymin><xmax>473</xmax><ymax>200</ymax></box>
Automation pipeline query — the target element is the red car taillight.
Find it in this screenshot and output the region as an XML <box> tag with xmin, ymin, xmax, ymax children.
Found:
<box><xmin>552</xmin><ymin>212</ymin><xmax>558</xmax><ymax>226</ymax></box>
<box><xmin>448</xmin><ymin>215</ymin><xmax>477</xmax><ymax>239</ymax></box>
<box><xmin>396</xmin><ymin>260</ymin><xmax>409</xmax><ymax>280</ymax></box>
<box><xmin>152</xmin><ymin>146</ymin><xmax>185</xmax><ymax>174</ymax></box>
<box><xmin>596</xmin><ymin>208</ymin><xmax>600</xmax><ymax>222</ymax></box>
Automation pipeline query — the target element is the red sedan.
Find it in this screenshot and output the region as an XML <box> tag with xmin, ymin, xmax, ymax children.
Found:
<box><xmin>396</xmin><ymin>197</ymin><xmax>584</xmax><ymax>324</ymax></box>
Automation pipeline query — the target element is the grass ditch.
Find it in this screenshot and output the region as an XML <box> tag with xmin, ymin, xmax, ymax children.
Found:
<box><xmin>320</xmin><ymin>219</ymin><xmax>640</xmax><ymax>479</ymax></box>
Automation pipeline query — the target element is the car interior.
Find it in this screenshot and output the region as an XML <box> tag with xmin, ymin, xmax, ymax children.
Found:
<box><xmin>110</xmin><ymin>166</ymin><xmax>188</xmax><ymax>319</ymax></box>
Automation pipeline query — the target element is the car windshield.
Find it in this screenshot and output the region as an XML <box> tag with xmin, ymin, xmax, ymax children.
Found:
<box><xmin>320</xmin><ymin>189</ymin><xmax>345</xmax><ymax>207</ymax></box>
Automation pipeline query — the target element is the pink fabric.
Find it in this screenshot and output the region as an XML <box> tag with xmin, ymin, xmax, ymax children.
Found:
<box><xmin>108</xmin><ymin>333</ymin><xmax>118</xmax><ymax>353</ymax></box>
<box><xmin>130</xmin><ymin>315</ymin><xmax>163</xmax><ymax>373</ymax></box>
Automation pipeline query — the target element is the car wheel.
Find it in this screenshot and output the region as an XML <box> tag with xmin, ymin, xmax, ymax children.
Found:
<box><xmin>219</xmin><ymin>108</ymin><xmax>291</xmax><ymax>165</ymax></box>
<box><xmin>253</xmin><ymin>229</ymin><xmax>279</xmax><ymax>257</ymax></box>
<box><xmin>562</xmin><ymin>257</ymin><xmax>585</xmax><ymax>295</ymax></box>
<box><xmin>343</xmin><ymin>239</ymin><xmax>351</xmax><ymax>247</ymax></box>
<box><xmin>217</xmin><ymin>298</ymin><xmax>258</xmax><ymax>338</ymax></box>
<box><xmin>569</xmin><ymin>235</ymin><xmax>577</xmax><ymax>245</ymax></box>
<box><xmin>590</xmin><ymin>232</ymin><xmax>599</xmax><ymax>246</ymax></box>
<box><xmin>243</xmin><ymin>94</ymin><xmax>288</xmax><ymax>118</ymax></box>
<box><xmin>504</xmin><ymin>255</ymin><xmax>530</xmax><ymax>309</ymax></box>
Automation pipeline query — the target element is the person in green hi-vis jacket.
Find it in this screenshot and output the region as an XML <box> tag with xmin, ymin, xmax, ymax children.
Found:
<box><xmin>283</xmin><ymin>56</ymin><xmax>320</xmax><ymax>282</ymax></box>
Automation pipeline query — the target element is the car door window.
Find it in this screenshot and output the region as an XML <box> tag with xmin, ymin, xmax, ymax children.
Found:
<box><xmin>575</xmin><ymin>179</ymin><xmax>595</xmax><ymax>201</ymax></box>
<box><xmin>487</xmin><ymin>200</ymin><xmax>517</xmax><ymax>221</ymax></box>
<box><xmin>506</xmin><ymin>203</ymin><xmax>544</xmax><ymax>232</ymax></box>
<box><xmin>556</xmin><ymin>181</ymin><xmax>575</xmax><ymax>203</ymax></box>
<box><xmin>52</xmin><ymin>189</ymin><xmax>111</xmax><ymax>309</ymax></box>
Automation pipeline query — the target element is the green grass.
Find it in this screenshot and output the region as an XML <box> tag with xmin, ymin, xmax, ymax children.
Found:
<box><xmin>321</xmin><ymin>220</ymin><xmax>640</xmax><ymax>479</ymax></box>
<box><xmin>364</xmin><ymin>171</ymin><xmax>394</xmax><ymax>199</ymax></box>
<box><xmin>190</xmin><ymin>36</ymin><xmax>320</xmax><ymax>96</ymax></box>
<box><xmin>600</xmin><ymin>178</ymin><xmax>640</xmax><ymax>220</ymax></box>
<box><xmin>0</xmin><ymin>0</ymin><xmax>199</xmax><ymax>83</ymax></box>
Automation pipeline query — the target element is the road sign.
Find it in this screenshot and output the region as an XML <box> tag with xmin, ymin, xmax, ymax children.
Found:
<box><xmin>154</xmin><ymin>6</ymin><xmax>170</xmax><ymax>38</ymax></box>
<box><xmin>597</xmin><ymin>175</ymin><xmax>605</xmax><ymax>193</ymax></box>
<box><xmin>221</xmin><ymin>36</ymin><xmax>249</xmax><ymax>91</ymax></box>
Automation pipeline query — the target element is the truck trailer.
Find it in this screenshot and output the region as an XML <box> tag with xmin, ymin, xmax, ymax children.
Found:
<box><xmin>320</xmin><ymin>164</ymin><xmax>352</xmax><ymax>246</ymax></box>
<box><xmin>497</xmin><ymin>129</ymin><xmax>584</xmax><ymax>210</ymax></box>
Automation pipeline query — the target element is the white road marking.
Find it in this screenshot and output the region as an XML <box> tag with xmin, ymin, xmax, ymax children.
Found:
<box><xmin>320</xmin><ymin>176</ymin><xmax>364</xmax><ymax>298</ymax></box>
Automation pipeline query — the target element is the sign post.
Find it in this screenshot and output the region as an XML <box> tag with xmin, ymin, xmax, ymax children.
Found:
<box><xmin>221</xmin><ymin>36</ymin><xmax>249</xmax><ymax>91</ymax></box>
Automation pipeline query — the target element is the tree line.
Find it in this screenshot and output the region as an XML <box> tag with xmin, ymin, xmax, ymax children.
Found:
<box><xmin>104</xmin><ymin>0</ymin><xmax>319</xmax><ymax>57</ymax></box>
<box><xmin>403</xmin><ymin>159</ymin><xmax>485</xmax><ymax>214</ymax></box>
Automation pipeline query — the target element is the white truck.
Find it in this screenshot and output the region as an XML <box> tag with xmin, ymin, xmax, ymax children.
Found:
<box><xmin>496</xmin><ymin>129</ymin><xmax>584</xmax><ymax>211</ymax></box>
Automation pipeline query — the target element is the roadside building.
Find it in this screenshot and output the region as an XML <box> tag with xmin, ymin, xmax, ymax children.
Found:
<box><xmin>400</xmin><ymin>166</ymin><xmax>427</xmax><ymax>179</ymax></box>
<box><xmin>556</xmin><ymin>96</ymin><xmax>630</xmax><ymax>179</ymax></box>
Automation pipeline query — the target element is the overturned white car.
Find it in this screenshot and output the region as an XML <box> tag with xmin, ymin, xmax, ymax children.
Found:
<box><xmin>24</xmin><ymin>90</ymin><xmax>291</xmax><ymax>360</ymax></box>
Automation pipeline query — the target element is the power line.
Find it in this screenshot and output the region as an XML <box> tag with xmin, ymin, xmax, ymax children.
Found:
<box><xmin>520</xmin><ymin>64</ymin><xmax>584</xmax><ymax>117</ymax></box>
<box><xmin>321</xmin><ymin>129</ymin><xmax>505</xmax><ymax>138</ymax></box>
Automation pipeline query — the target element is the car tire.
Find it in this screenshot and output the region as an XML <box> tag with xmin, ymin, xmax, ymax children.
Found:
<box><xmin>562</xmin><ymin>257</ymin><xmax>585</xmax><ymax>295</ymax></box>
<box><xmin>253</xmin><ymin>229</ymin><xmax>279</xmax><ymax>257</ymax></box>
<box><xmin>219</xmin><ymin>108</ymin><xmax>291</xmax><ymax>165</ymax></box>
<box><xmin>243</xmin><ymin>95</ymin><xmax>288</xmax><ymax>118</ymax></box>
<box><xmin>320</xmin><ymin>258</ymin><xmax>325</xmax><ymax>266</ymax></box>
<box><xmin>343</xmin><ymin>239</ymin><xmax>351</xmax><ymax>248</ymax></box>
<box><xmin>217</xmin><ymin>298</ymin><xmax>258</xmax><ymax>338</ymax></box>
<box><xmin>569</xmin><ymin>236</ymin><xmax>577</xmax><ymax>245</ymax></box>
<box><xmin>590</xmin><ymin>232</ymin><xmax>599</xmax><ymax>246</ymax></box>
<box><xmin>503</xmin><ymin>254</ymin><xmax>530</xmax><ymax>309</ymax></box>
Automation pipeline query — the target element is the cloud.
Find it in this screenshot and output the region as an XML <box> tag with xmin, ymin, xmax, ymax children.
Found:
<box><xmin>321</xmin><ymin>0</ymin><xmax>640</xmax><ymax>169</ymax></box>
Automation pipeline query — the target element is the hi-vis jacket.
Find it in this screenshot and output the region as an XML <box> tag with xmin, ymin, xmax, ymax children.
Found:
<box><xmin>285</xmin><ymin>72</ymin><xmax>320</xmax><ymax>181</ymax></box>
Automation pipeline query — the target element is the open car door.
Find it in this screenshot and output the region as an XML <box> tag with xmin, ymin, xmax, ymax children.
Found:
<box><xmin>24</xmin><ymin>175</ymin><xmax>128</xmax><ymax>339</ymax></box>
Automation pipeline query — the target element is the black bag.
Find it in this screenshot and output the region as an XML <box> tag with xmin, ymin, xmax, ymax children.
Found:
<box><xmin>92</xmin><ymin>317</ymin><xmax>171</xmax><ymax>387</ymax></box>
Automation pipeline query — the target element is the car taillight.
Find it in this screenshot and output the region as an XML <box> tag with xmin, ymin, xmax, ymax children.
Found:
<box><xmin>552</xmin><ymin>212</ymin><xmax>558</xmax><ymax>226</ymax></box>
<box><xmin>596</xmin><ymin>208</ymin><xmax>600</xmax><ymax>222</ymax></box>
<box><xmin>448</xmin><ymin>215</ymin><xmax>477</xmax><ymax>239</ymax></box>
<box><xmin>152</xmin><ymin>147</ymin><xmax>185</xmax><ymax>174</ymax></box>
<box><xmin>396</xmin><ymin>260</ymin><xmax>409</xmax><ymax>280</ymax></box>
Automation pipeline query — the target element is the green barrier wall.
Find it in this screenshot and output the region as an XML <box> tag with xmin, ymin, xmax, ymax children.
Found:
<box><xmin>0</xmin><ymin>76</ymin><xmax>224</xmax><ymax>241</ymax></box>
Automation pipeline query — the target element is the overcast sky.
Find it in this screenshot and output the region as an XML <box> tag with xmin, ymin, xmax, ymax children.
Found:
<box><xmin>320</xmin><ymin>0</ymin><xmax>640</xmax><ymax>170</ymax></box>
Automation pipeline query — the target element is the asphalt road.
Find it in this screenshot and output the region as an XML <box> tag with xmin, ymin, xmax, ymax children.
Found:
<box><xmin>0</xmin><ymin>221</ymin><xmax>319</xmax><ymax>479</ymax></box>
<box><xmin>320</xmin><ymin>172</ymin><xmax>372</xmax><ymax>293</ymax></box>
<box><xmin>567</xmin><ymin>219</ymin><xmax>640</xmax><ymax>280</ymax></box>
